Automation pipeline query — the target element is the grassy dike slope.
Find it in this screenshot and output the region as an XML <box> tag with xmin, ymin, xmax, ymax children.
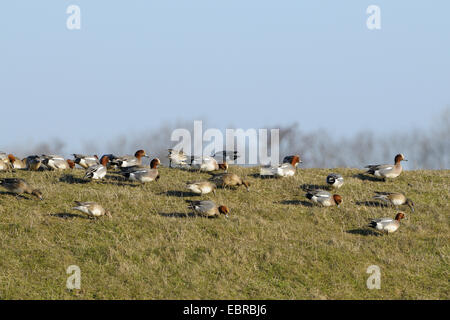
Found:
<box><xmin>0</xmin><ymin>166</ymin><xmax>448</xmax><ymax>299</ymax></box>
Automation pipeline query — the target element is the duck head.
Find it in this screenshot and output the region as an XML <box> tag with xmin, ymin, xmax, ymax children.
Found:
<box><xmin>333</xmin><ymin>194</ymin><xmax>343</xmax><ymax>207</ymax></box>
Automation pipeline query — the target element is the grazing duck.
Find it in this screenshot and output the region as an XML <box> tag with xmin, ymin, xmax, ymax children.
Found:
<box><xmin>73</xmin><ymin>154</ymin><xmax>99</xmax><ymax>169</ymax></box>
<box><xmin>365</xmin><ymin>154</ymin><xmax>407</xmax><ymax>181</ymax></box>
<box><xmin>260</xmin><ymin>155</ymin><xmax>302</xmax><ymax>177</ymax></box>
<box><xmin>111</xmin><ymin>150</ymin><xmax>149</xmax><ymax>168</ymax></box>
<box><xmin>211</xmin><ymin>173</ymin><xmax>250</xmax><ymax>191</ymax></box>
<box><xmin>326</xmin><ymin>173</ymin><xmax>344</xmax><ymax>189</ymax></box>
<box><xmin>72</xmin><ymin>201</ymin><xmax>111</xmax><ymax>218</ymax></box>
<box><xmin>26</xmin><ymin>155</ymin><xmax>42</xmax><ymax>171</ymax></box>
<box><xmin>186</xmin><ymin>181</ymin><xmax>217</xmax><ymax>195</ymax></box>
<box><xmin>42</xmin><ymin>155</ymin><xmax>75</xmax><ymax>170</ymax></box>
<box><xmin>305</xmin><ymin>189</ymin><xmax>343</xmax><ymax>207</ymax></box>
<box><xmin>7</xmin><ymin>154</ymin><xmax>27</xmax><ymax>169</ymax></box>
<box><xmin>0</xmin><ymin>178</ymin><xmax>43</xmax><ymax>200</ymax></box>
<box><xmin>368</xmin><ymin>212</ymin><xmax>405</xmax><ymax>234</ymax></box>
<box><xmin>167</xmin><ymin>149</ymin><xmax>188</xmax><ymax>168</ymax></box>
<box><xmin>373</xmin><ymin>192</ymin><xmax>415</xmax><ymax>212</ymax></box>
<box><xmin>121</xmin><ymin>158</ymin><xmax>160</xmax><ymax>183</ymax></box>
<box><xmin>187</xmin><ymin>200</ymin><xmax>230</xmax><ymax>218</ymax></box>
<box><xmin>84</xmin><ymin>156</ymin><xmax>108</xmax><ymax>180</ymax></box>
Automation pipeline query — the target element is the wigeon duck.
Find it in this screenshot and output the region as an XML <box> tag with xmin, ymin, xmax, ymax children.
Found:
<box><xmin>72</xmin><ymin>201</ymin><xmax>111</xmax><ymax>218</ymax></box>
<box><xmin>368</xmin><ymin>212</ymin><xmax>405</xmax><ymax>234</ymax></box>
<box><xmin>365</xmin><ymin>154</ymin><xmax>407</xmax><ymax>181</ymax></box>
<box><xmin>283</xmin><ymin>155</ymin><xmax>302</xmax><ymax>167</ymax></box>
<box><xmin>84</xmin><ymin>156</ymin><xmax>108</xmax><ymax>180</ymax></box>
<box><xmin>26</xmin><ymin>155</ymin><xmax>42</xmax><ymax>171</ymax></box>
<box><xmin>121</xmin><ymin>158</ymin><xmax>160</xmax><ymax>183</ymax></box>
<box><xmin>73</xmin><ymin>154</ymin><xmax>99</xmax><ymax>169</ymax></box>
<box><xmin>260</xmin><ymin>155</ymin><xmax>302</xmax><ymax>177</ymax></box>
<box><xmin>373</xmin><ymin>192</ymin><xmax>415</xmax><ymax>212</ymax></box>
<box><xmin>326</xmin><ymin>173</ymin><xmax>344</xmax><ymax>189</ymax></box>
<box><xmin>186</xmin><ymin>181</ymin><xmax>217</xmax><ymax>195</ymax></box>
<box><xmin>305</xmin><ymin>189</ymin><xmax>343</xmax><ymax>207</ymax></box>
<box><xmin>187</xmin><ymin>200</ymin><xmax>230</xmax><ymax>218</ymax></box>
<box><xmin>211</xmin><ymin>173</ymin><xmax>250</xmax><ymax>191</ymax></box>
<box><xmin>7</xmin><ymin>154</ymin><xmax>27</xmax><ymax>169</ymax></box>
<box><xmin>190</xmin><ymin>156</ymin><xmax>221</xmax><ymax>172</ymax></box>
<box><xmin>0</xmin><ymin>178</ymin><xmax>43</xmax><ymax>200</ymax></box>
<box><xmin>42</xmin><ymin>155</ymin><xmax>75</xmax><ymax>170</ymax></box>
<box><xmin>111</xmin><ymin>150</ymin><xmax>149</xmax><ymax>168</ymax></box>
<box><xmin>167</xmin><ymin>149</ymin><xmax>188</xmax><ymax>168</ymax></box>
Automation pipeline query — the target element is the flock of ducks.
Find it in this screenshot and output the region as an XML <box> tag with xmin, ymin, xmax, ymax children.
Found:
<box><xmin>0</xmin><ymin>150</ymin><xmax>412</xmax><ymax>234</ymax></box>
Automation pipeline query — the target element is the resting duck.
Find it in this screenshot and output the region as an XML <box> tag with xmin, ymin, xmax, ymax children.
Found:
<box><xmin>190</xmin><ymin>156</ymin><xmax>221</xmax><ymax>172</ymax></box>
<box><xmin>26</xmin><ymin>155</ymin><xmax>42</xmax><ymax>171</ymax></box>
<box><xmin>368</xmin><ymin>212</ymin><xmax>405</xmax><ymax>234</ymax></box>
<box><xmin>305</xmin><ymin>189</ymin><xmax>343</xmax><ymax>207</ymax></box>
<box><xmin>73</xmin><ymin>154</ymin><xmax>99</xmax><ymax>169</ymax></box>
<box><xmin>111</xmin><ymin>150</ymin><xmax>149</xmax><ymax>168</ymax></box>
<box><xmin>186</xmin><ymin>181</ymin><xmax>217</xmax><ymax>195</ymax></box>
<box><xmin>84</xmin><ymin>156</ymin><xmax>109</xmax><ymax>180</ymax></box>
<box><xmin>167</xmin><ymin>149</ymin><xmax>188</xmax><ymax>168</ymax></box>
<box><xmin>260</xmin><ymin>155</ymin><xmax>302</xmax><ymax>177</ymax></box>
<box><xmin>365</xmin><ymin>154</ymin><xmax>407</xmax><ymax>181</ymax></box>
<box><xmin>187</xmin><ymin>200</ymin><xmax>230</xmax><ymax>218</ymax></box>
<box><xmin>326</xmin><ymin>173</ymin><xmax>344</xmax><ymax>189</ymax></box>
<box><xmin>210</xmin><ymin>173</ymin><xmax>250</xmax><ymax>191</ymax></box>
<box><xmin>121</xmin><ymin>158</ymin><xmax>160</xmax><ymax>183</ymax></box>
<box><xmin>7</xmin><ymin>154</ymin><xmax>27</xmax><ymax>169</ymax></box>
<box><xmin>0</xmin><ymin>178</ymin><xmax>43</xmax><ymax>200</ymax></box>
<box><xmin>72</xmin><ymin>201</ymin><xmax>111</xmax><ymax>218</ymax></box>
<box><xmin>41</xmin><ymin>155</ymin><xmax>75</xmax><ymax>170</ymax></box>
<box><xmin>373</xmin><ymin>192</ymin><xmax>415</xmax><ymax>212</ymax></box>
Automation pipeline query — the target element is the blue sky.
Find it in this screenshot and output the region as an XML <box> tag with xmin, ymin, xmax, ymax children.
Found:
<box><xmin>0</xmin><ymin>1</ymin><xmax>449</xmax><ymax>151</ymax></box>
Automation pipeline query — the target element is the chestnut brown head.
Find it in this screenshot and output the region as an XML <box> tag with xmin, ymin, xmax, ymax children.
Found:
<box><xmin>150</xmin><ymin>158</ymin><xmax>161</xmax><ymax>169</ymax></box>
<box><xmin>218</xmin><ymin>162</ymin><xmax>228</xmax><ymax>171</ymax></box>
<box><xmin>135</xmin><ymin>150</ymin><xmax>149</xmax><ymax>159</ymax></box>
<box><xmin>100</xmin><ymin>156</ymin><xmax>110</xmax><ymax>167</ymax></box>
<box><xmin>395</xmin><ymin>212</ymin><xmax>406</xmax><ymax>221</ymax></box>
<box><xmin>7</xmin><ymin>154</ymin><xmax>16</xmax><ymax>163</ymax></box>
<box><xmin>333</xmin><ymin>194</ymin><xmax>343</xmax><ymax>207</ymax></box>
<box><xmin>394</xmin><ymin>154</ymin><xmax>407</xmax><ymax>164</ymax></box>
<box><xmin>67</xmin><ymin>159</ymin><xmax>75</xmax><ymax>169</ymax></box>
<box><xmin>218</xmin><ymin>205</ymin><xmax>230</xmax><ymax>216</ymax></box>
<box><xmin>291</xmin><ymin>155</ymin><xmax>302</xmax><ymax>166</ymax></box>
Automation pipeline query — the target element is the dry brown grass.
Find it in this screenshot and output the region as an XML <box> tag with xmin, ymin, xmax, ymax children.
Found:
<box><xmin>0</xmin><ymin>166</ymin><xmax>448</xmax><ymax>299</ymax></box>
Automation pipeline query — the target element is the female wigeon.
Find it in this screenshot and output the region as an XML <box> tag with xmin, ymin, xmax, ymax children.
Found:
<box><xmin>188</xmin><ymin>200</ymin><xmax>230</xmax><ymax>218</ymax></box>
<box><xmin>260</xmin><ymin>155</ymin><xmax>302</xmax><ymax>177</ymax></box>
<box><xmin>373</xmin><ymin>192</ymin><xmax>415</xmax><ymax>212</ymax></box>
<box><xmin>305</xmin><ymin>189</ymin><xmax>343</xmax><ymax>207</ymax></box>
<box><xmin>112</xmin><ymin>150</ymin><xmax>149</xmax><ymax>168</ymax></box>
<box><xmin>121</xmin><ymin>158</ymin><xmax>160</xmax><ymax>183</ymax></box>
<box><xmin>365</xmin><ymin>154</ymin><xmax>407</xmax><ymax>181</ymax></box>
<box><xmin>186</xmin><ymin>181</ymin><xmax>217</xmax><ymax>195</ymax></box>
<box><xmin>211</xmin><ymin>173</ymin><xmax>250</xmax><ymax>191</ymax></box>
<box><xmin>84</xmin><ymin>156</ymin><xmax>108</xmax><ymax>180</ymax></box>
<box><xmin>42</xmin><ymin>155</ymin><xmax>75</xmax><ymax>170</ymax></box>
<box><xmin>167</xmin><ymin>149</ymin><xmax>188</xmax><ymax>168</ymax></box>
<box><xmin>368</xmin><ymin>212</ymin><xmax>405</xmax><ymax>234</ymax></box>
<box><xmin>0</xmin><ymin>178</ymin><xmax>43</xmax><ymax>200</ymax></box>
<box><xmin>26</xmin><ymin>155</ymin><xmax>42</xmax><ymax>171</ymax></box>
<box><xmin>190</xmin><ymin>156</ymin><xmax>221</xmax><ymax>172</ymax></box>
<box><xmin>326</xmin><ymin>173</ymin><xmax>344</xmax><ymax>189</ymax></box>
<box><xmin>72</xmin><ymin>201</ymin><xmax>111</xmax><ymax>218</ymax></box>
<box><xmin>7</xmin><ymin>154</ymin><xmax>27</xmax><ymax>169</ymax></box>
<box><xmin>73</xmin><ymin>154</ymin><xmax>99</xmax><ymax>169</ymax></box>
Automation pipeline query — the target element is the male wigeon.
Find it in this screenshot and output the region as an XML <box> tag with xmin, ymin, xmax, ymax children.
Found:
<box><xmin>112</xmin><ymin>150</ymin><xmax>149</xmax><ymax>168</ymax></box>
<box><xmin>365</xmin><ymin>154</ymin><xmax>407</xmax><ymax>181</ymax></box>
<box><xmin>72</xmin><ymin>201</ymin><xmax>111</xmax><ymax>218</ymax></box>
<box><xmin>42</xmin><ymin>155</ymin><xmax>75</xmax><ymax>170</ymax></box>
<box><xmin>73</xmin><ymin>154</ymin><xmax>99</xmax><ymax>169</ymax></box>
<box><xmin>326</xmin><ymin>173</ymin><xmax>344</xmax><ymax>189</ymax></box>
<box><xmin>210</xmin><ymin>173</ymin><xmax>250</xmax><ymax>191</ymax></box>
<box><xmin>121</xmin><ymin>158</ymin><xmax>160</xmax><ymax>183</ymax></box>
<box><xmin>0</xmin><ymin>178</ymin><xmax>43</xmax><ymax>200</ymax></box>
<box><xmin>305</xmin><ymin>189</ymin><xmax>343</xmax><ymax>207</ymax></box>
<box><xmin>167</xmin><ymin>149</ymin><xmax>188</xmax><ymax>168</ymax></box>
<box><xmin>84</xmin><ymin>156</ymin><xmax>108</xmax><ymax>180</ymax></box>
<box><xmin>7</xmin><ymin>155</ymin><xmax>27</xmax><ymax>169</ymax></box>
<box><xmin>368</xmin><ymin>212</ymin><xmax>405</xmax><ymax>234</ymax></box>
<box><xmin>26</xmin><ymin>155</ymin><xmax>42</xmax><ymax>171</ymax></box>
<box><xmin>186</xmin><ymin>181</ymin><xmax>217</xmax><ymax>195</ymax></box>
<box><xmin>373</xmin><ymin>192</ymin><xmax>415</xmax><ymax>212</ymax></box>
<box><xmin>260</xmin><ymin>155</ymin><xmax>302</xmax><ymax>177</ymax></box>
<box><xmin>187</xmin><ymin>200</ymin><xmax>230</xmax><ymax>218</ymax></box>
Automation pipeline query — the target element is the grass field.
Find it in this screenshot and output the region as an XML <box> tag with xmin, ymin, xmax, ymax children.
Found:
<box><xmin>0</xmin><ymin>165</ymin><xmax>448</xmax><ymax>299</ymax></box>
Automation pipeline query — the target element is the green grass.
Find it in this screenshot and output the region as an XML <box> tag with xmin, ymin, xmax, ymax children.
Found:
<box><xmin>0</xmin><ymin>166</ymin><xmax>448</xmax><ymax>299</ymax></box>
